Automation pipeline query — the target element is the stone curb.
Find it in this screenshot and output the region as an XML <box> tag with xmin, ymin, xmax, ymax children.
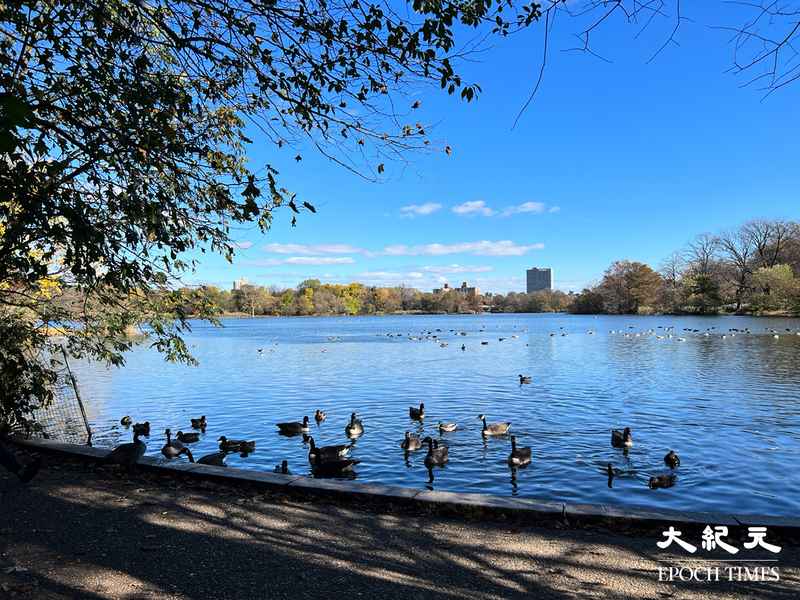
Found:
<box><xmin>12</xmin><ymin>437</ymin><xmax>800</xmax><ymax>534</ymax></box>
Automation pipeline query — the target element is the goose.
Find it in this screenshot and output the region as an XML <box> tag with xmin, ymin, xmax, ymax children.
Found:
<box><xmin>518</xmin><ymin>374</ymin><xmax>532</xmax><ymax>384</ymax></box>
<box><xmin>477</xmin><ymin>414</ymin><xmax>511</xmax><ymax>436</ymax></box>
<box><xmin>423</xmin><ymin>437</ymin><xmax>449</xmax><ymax>467</ymax></box>
<box><xmin>120</xmin><ymin>416</ymin><xmax>132</xmax><ymax>427</ymax></box>
<box><xmin>648</xmin><ymin>474</ymin><xmax>676</xmax><ymax>489</ymax></box>
<box><xmin>507</xmin><ymin>436</ymin><xmax>532</xmax><ymax>465</ymax></box>
<box><xmin>409</xmin><ymin>403</ymin><xmax>425</xmax><ymax>420</ymax></box>
<box><xmin>314</xmin><ymin>409</ymin><xmax>327</xmax><ymax>422</ymax></box>
<box><xmin>664</xmin><ymin>450</ymin><xmax>681</xmax><ymax>469</ymax></box>
<box><xmin>217</xmin><ymin>436</ymin><xmax>255</xmax><ymax>453</ymax></box>
<box><xmin>197</xmin><ymin>451</ymin><xmax>227</xmax><ymax>467</ymax></box>
<box><xmin>161</xmin><ymin>429</ymin><xmax>185</xmax><ymax>458</ymax></box>
<box><xmin>400</xmin><ymin>431</ymin><xmax>423</xmax><ymax>451</ymax></box>
<box><xmin>307</xmin><ymin>436</ymin><xmax>352</xmax><ymax>461</ymax></box>
<box><xmin>106</xmin><ymin>431</ymin><xmax>148</xmax><ymax>468</ymax></box>
<box><xmin>345</xmin><ymin>413</ymin><xmax>364</xmax><ymax>438</ymax></box>
<box><xmin>274</xmin><ymin>460</ymin><xmax>290</xmax><ymax>474</ymax></box>
<box><xmin>310</xmin><ymin>455</ymin><xmax>360</xmax><ymax>477</ymax></box>
<box><xmin>438</xmin><ymin>422</ymin><xmax>457</xmax><ymax>433</ymax></box>
<box><xmin>276</xmin><ymin>416</ymin><xmax>310</xmax><ymax>435</ymax></box>
<box><xmin>611</xmin><ymin>427</ymin><xmax>633</xmax><ymax>448</ymax></box>
<box><xmin>176</xmin><ymin>430</ymin><xmax>200</xmax><ymax>444</ymax></box>
<box><xmin>190</xmin><ymin>416</ymin><xmax>207</xmax><ymax>429</ymax></box>
<box><xmin>132</xmin><ymin>421</ymin><xmax>151</xmax><ymax>437</ymax></box>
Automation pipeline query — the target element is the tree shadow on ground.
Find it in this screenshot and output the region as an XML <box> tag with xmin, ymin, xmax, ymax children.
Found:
<box><xmin>1</xmin><ymin>461</ymin><xmax>798</xmax><ymax>600</ymax></box>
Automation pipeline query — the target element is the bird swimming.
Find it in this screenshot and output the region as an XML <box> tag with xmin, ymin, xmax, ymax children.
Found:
<box><xmin>664</xmin><ymin>450</ymin><xmax>680</xmax><ymax>469</ymax></box>
<box><xmin>478</xmin><ymin>414</ymin><xmax>511</xmax><ymax>436</ymax></box>
<box><xmin>518</xmin><ymin>374</ymin><xmax>532</xmax><ymax>384</ymax></box>
<box><xmin>507</xmin><ymin>436</ymin><xmax>531</xmax><ymax>466</ymax></box>
<box><xmin>345</xmin><ymin>412</ymin><xmax>364</xmax><ymax>438</ymax></box>
<box><xmin>423</xmin><ymin>436</ymin><xmax>449</xmax><ymax>467</ymax></box>
<box><xmin>276</xmin><ymin>416</ymin><xmax>310</xmax><ymax>435</ymax></box>
<box><xmin>400</xmin><ymin>431</ymin><xmax>423</xmax><ymax>451</ymax></box>
<box><xmin>409</xmin><ymin>403</ymin><xmax>425</xmax><ymax>420</ymax></box>
<box><xmin>611</xmin><ymin>427</ymin><xmax>633</xmax><ymax>448</ymax></box>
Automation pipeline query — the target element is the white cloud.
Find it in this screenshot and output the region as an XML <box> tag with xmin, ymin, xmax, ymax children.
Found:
<box><xmin>501</xmin><ymin>201</ymin><xmax>547</xmax><ymax>216</ymax></box>
<box><xmin>382</xmin><ymin>240</ymin><xmax>544</xmax><ymax>257</ymax></box>
<box><xmin>400</xmin><ymin>202</ymin><xmax>442</xmax><ymax>217</ymax></box>
<box><xmin>244</xmin><ymin>256</ymin><xmax>355</xmax><ymax>266</ymax></box>
<box><xmin>420</xmin><ymin>264</ymin><xmax>494</xmax><ymax>274</ymax></box>
<box><xmin>233</xmin><ymin>241</ymin><xmax>254</xmax><ymax>250</ymax></box>
<box><xmin>452</xmin><ymin>200</ymin><xmax>495</xmax><ymax>217</ymax></box>
<box><xmin>549</xmin><ymin>206</ymin><xmax>561</xmax><ymax>213</ymax></box>
<box><xmin>263</xmin><ymin>243</ymin><xmax>366</xmax><ymax>255</ymax></box>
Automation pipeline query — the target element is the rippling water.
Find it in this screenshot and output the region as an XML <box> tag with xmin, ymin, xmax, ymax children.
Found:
<box><xmin>72</xmin><ymin>314</ymin><xmax>800</xmax><ymax>517</ymax></box>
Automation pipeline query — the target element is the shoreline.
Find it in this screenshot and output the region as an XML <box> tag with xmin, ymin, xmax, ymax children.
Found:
<box><xmin>193</xmin><ymin>311</ymin><xmax>800</xmax><ymax>319</ymax></box>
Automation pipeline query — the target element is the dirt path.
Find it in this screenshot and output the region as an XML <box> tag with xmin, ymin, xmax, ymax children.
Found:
<box><xmin>1</xmin><ymin>456</ymin><xmax>798</xmax><ymax>599</ymax></box>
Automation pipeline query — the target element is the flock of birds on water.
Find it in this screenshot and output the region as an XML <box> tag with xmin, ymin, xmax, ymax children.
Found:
<box><xmin>104</xmin><ymin>322</ymin><xmax>799</xmax><ymax>491</ymax></box>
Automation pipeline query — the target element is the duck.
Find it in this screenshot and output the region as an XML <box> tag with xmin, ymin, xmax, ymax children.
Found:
<box><xmin>307</xmin><ymin>436</ymin><xmax>352</xmax><ymax>462</ymax></box>
<box><xmin>176</xmin><ymin>430</ymin><xmax>200</xmax><ymax>444</ymax></box>
<box><xmin>507</xmin><ymin>436</ymin><xmax>532</xmax><ymax>466</ymax></box>
<box><xmin>105</xmin><ymin>431</ymin><xmax>148</xmax><ymax>468</ymax></box>
<box><xmin>190</xmin><ymin>416</ymin><xmax>207</xmax><ymax>429</ymax></box>
<box><xmin>197</xmin><ymin>451</ymin><xmax>227</xmax><ymax>467</ymax></box>
<box><xmin>648</xmin><ymin>474</ymin><xmax>676</xmax><ymax>489</ymax></box>
<box><xmin>478</xmin><ymin>414</ymin><xmax>511</xmax><ymax>436</ymax></box>
<box><xmin>274</xmin><ymin>460</ymin><xmax>291</xmax><ymax>474</ymax></box>
<box><xmin>664</xmin><ymin>450</ymin><xmax>680</xmax><ymax>469</ymax></box>
<box><xmin>276</xmin><ymin>416</ymin><xmax>310</xmax><ymax>435</ymax></box>
<box><xmin>310</xmin><ymin>455</ymin><xmax>360</xmax><ymax>477</ymax></box>
<box><xmin>409</xmin><ymin>403</ymin><xmax>425</xmax><ymax>420</ymax></box>
<box><xmin>314</xmin><ymin>409</ymin><xmax>327</xmax><ymax>422</ymax></box>
<box><xmin>611</xmin><ymin>427</ymin><xmax>633</xmax><ymax>448</ymax></box>
<box><xmin>161</xmin><ymin>429</ymin><xmax>185</xmax><ymax>458</ymax></box>
<box><xmin>120</xmin><ymin>416</ymin><xmax>132</xmax><ymax>427</ymax></box>
<box><xmin>132</xmin><ymin>421</ymin><xmax>150</xmax><ymax>437</ymax></box>
<box><xmin>217</xmin><ymin>436</ymin><xmax>255</xmax><ymax>453</ymax></box>
<box><xmin>518</xmin><ymin>374</ymin><xmax>532</xmax><ymax>384</ymax></box>
<box><xmin>438</xmin><ymin>422</ymin><xmax>457</xmax><ymax>433</ymax></box>
<box><xmin>345</xmin><ymin>413</ymin><xmax>364</xmax><ymax>438</ymax></box>
<box><xmin>400</xmin><ymin>431</ymin><xmax>423</xmax><ymax>451</ymax></box>
<box><xmin>423</xmin><ymin>437</ymin><xmax>449</xmax><ymax>467</ymax></box>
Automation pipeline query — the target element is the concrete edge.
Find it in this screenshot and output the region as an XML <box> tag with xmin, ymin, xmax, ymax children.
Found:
<box><xmin>12</xmin><ymin>436</ymin><xmax>800</xmax><ymax>533</ymax></box>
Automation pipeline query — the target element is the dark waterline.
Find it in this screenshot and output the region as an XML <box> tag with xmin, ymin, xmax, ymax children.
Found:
<box><xmin>73</xmin><ymin>314</ymin><xmax>800</xmax><ymax>517</ymax></box>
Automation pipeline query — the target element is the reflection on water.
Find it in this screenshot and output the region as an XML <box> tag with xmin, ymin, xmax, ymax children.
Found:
<box><xmin>73</xmin><ymin>314</ymin><xmax>800</xmax><ymax>516</ymax></box>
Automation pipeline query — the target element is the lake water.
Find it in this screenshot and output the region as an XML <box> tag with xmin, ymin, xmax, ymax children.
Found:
<box><xmin>72</xmin><ymin>314</ymin><xmax>800</xmax><ymax>517</ymax></box>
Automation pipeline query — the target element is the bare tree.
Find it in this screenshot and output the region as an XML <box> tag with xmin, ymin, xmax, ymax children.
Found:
<box><xmin>716</xmin><ymin>227</ymin><xmax>756</xmax><ymax>311</ymax></box>
<box><xmin>744</xmin><ymin>220</ymin><xmax>794</xmax><ymax>267</ymax></box>
<box><xmin>685</xmin><ymin>233</ymin><xmax>720</xmax><ymax>277</ymax></box>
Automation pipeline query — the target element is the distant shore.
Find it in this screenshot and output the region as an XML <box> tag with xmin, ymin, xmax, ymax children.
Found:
<box><xmin>196</xmin><ymin>310</ymin><xmax>799</xmax><ymax>319</ymax></box>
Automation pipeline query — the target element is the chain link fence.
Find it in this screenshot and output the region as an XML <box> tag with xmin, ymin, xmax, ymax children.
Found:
<box><xmin>27</xmin><ymin>347</ymin><xmax>92</xmax><ymax>446</ymax></box>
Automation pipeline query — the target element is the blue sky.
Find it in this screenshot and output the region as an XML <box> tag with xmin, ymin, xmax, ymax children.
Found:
<box><xmin>188</xmin><ymin>3</ymin><xmax>798</xmax><ymax>294</ymax></box>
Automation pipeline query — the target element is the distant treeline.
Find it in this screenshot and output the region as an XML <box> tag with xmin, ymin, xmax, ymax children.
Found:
<box><xmin>570</xmin><ymin>219</ymin><xmax>800</xmax><ymax>316</ymax></box>
<box><xmin>177</xmin><ymin>280</ymin><xmax>573</xmax><ymax>317</ymax></box>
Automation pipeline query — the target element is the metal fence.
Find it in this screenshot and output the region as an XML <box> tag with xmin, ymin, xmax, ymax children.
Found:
<box><xmin>28</xmin><ymin>347</ymin><xmax>92</xmax><ymax>446</ymax></box>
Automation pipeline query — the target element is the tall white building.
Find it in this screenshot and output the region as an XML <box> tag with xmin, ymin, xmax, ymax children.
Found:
<box><xmin>232</xmin><ymin>277</ymin><xmax>249</xmax><ymax>291</ymax></box>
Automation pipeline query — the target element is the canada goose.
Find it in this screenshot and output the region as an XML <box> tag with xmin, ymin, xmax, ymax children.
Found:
<box><xmin>217</xmin><ymin>436</ymin><xmax>255</xmax><ymax>453</ymax></box>
<box><xmin>162</xmin><ymin>429</ymin><xmax>185</xmax><ymax>458</ymax></box>
<box><xmin>274</xmin><ymin>460</ymin><xmax>290</xmax><ymax>474</ymax></box>
<box><xmin>400</xmin><ymin>431</ymin><xmax>423</xmax><ymax>451</ymax></box>
<box><xmin>438</xmin><ymin>422</ymin><xmax>457</xmax><ymax>433</ymax></box>
<box><xmin>648</xmin><ymin>474</ymin><xmax>676</xmax><ymax>489</ymax></box>
<box><xmin>190</xmin><ymin>416</ymin><xmax>207</xmax><ymax>429</ymax></box>
<box><xmin>345</xmin><ymin>413</ymin><xmax>363</xmax><ymax>438</ymax></box>
<box><xmin>106</xmin><ymin>431</ymin><xmax>148</xmax><ymax>467</ymax></box>
<box><xmin>307</xmin><ymin>436</ymin><xmax>352</xmax><ymax>462</ymax></box>
<box><xmin>132</xmin><ymin>421</ymin><xmax>150</xmax><ymax>437</ymax></box>
<box><xmin>611</xmin><ymin>427</ymin><xmax>633</xmax><ymax>448</ymax></box>
<box><xmin>314</xmin><ymin>409</ymin><xmax>327</xmax><ymax>422</ymax></box>
<box><xmin>176</xmin><ymin>431</ymin><xmax>200</xmax><ymax>444</ymax></box>
<box><xmin>409</xmin><ymin>403</ymin><xmax>425</xmax><ymax>420</ymax></box>
<box><xmin>197</xmin><ymin>451</ymin><xmax>227</xmax><ymax>467</ymax></box>
<box><xmin>477</xmin><ymin>414</ymin><xmax>511</xmax><ymax>436</ymax></box>
<box><xmin>310</xmin><ymin>455</ymin><xmax>360</xmax><ymax>477</ymax></box>
<box><xmin>120</xmin><ymin>416</ymin><xmax>132</xmax><ymax>427</ymax></box>
<box><xmin>664</xmin><ymin>450</ymin><xmax>681</xmax><ymax>469</ymax></box>
<box><xmin>423</xmin><ymin>436</ymin><xmax>449</xmax><ymax>467</ymax></box>
<box><xmin>276</xmin><ymin>416</ymin><xmax>310</xmax><ymax>435</ymax></box>
<box><xmin>507</xmin><ymin>436</ymin><xmax>532</xmax><ymax>465</ymax></box>
<box><xmin>518</xmin><ymin>374</ymin><xmax>532</xmax><ymax>384</ymax></box>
